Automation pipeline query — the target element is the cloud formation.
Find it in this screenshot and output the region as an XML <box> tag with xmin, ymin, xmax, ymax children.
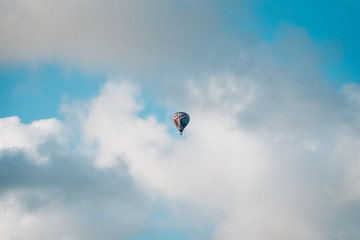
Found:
<box><xmin>0</xmin><ymin>0</ymin><xmax>235</xmax><ymax>75</ymax></box>
<box><xmin>61</xmin><ymin>76</ymin><xmax>360</xmax><ymax>239</ymax></box>
<box><xmin>2</xmin><ymin>72</ymin><xmax>360</xmax><ymax>239</ymax></box>
<box><xmin>0</xmin><ymin>117</ymin><xmax>151</xmax><ymax>240</ymax></box>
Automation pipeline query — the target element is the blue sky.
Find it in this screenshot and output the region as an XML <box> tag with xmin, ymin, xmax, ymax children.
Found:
<box><xmin>1</xmin><ymin>1</ymin><xmax>360</xmax><ymax>239</ymax></box>
<box><xmin>252</xmin><ymin>0</ymin><xmax>360</xmax><ymax>83</ymax></box>
<box><xmin>0</xmin><ymin>64</ymin><xmax>107</xmax><ymax>123</ymax></box>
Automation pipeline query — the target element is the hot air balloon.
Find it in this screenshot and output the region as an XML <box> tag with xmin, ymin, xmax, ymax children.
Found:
<box><xmin>172</xmin><ymin>112</ymin><xmax>190</xmax><ymax>135</ymax></box>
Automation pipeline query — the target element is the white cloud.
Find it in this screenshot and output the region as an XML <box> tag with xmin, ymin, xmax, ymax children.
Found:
<box><xmin>64</xmin><ymin>76</ymin><xmax>360</xmax><ymax>239</ymax></box>
<box><xmin>2</xmin><ymin>75</ymin><xmax>360</xmax><ymax>239</ymax></box>
<box><xmin>0</xmin><ymin>116</ymin><xmax>63</xmax><ymax>162</ymax></box>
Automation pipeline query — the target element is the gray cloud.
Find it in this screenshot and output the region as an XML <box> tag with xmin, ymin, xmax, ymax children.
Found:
<box><xmin>0</xmin><ymin>136</ymin><xmax>151</xmax><ymax>240</ymax></box>
<box><xmin>0</xmin><ymin>0</ymin><xmax>242</xmax><ymax>76</ymax></box>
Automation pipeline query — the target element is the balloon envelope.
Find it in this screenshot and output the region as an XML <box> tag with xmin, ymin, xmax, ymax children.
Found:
<box><xmin>172</xmin><ymin>112</ymin><xmax>190</xmax><ymax>135</ymax></box>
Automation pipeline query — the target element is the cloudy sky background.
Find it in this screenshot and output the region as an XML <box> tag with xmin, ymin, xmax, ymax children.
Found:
<box><xmin>1</xmin><ymin>0</ymin><xmax>360</xmax><ymax>239</ymax></box>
